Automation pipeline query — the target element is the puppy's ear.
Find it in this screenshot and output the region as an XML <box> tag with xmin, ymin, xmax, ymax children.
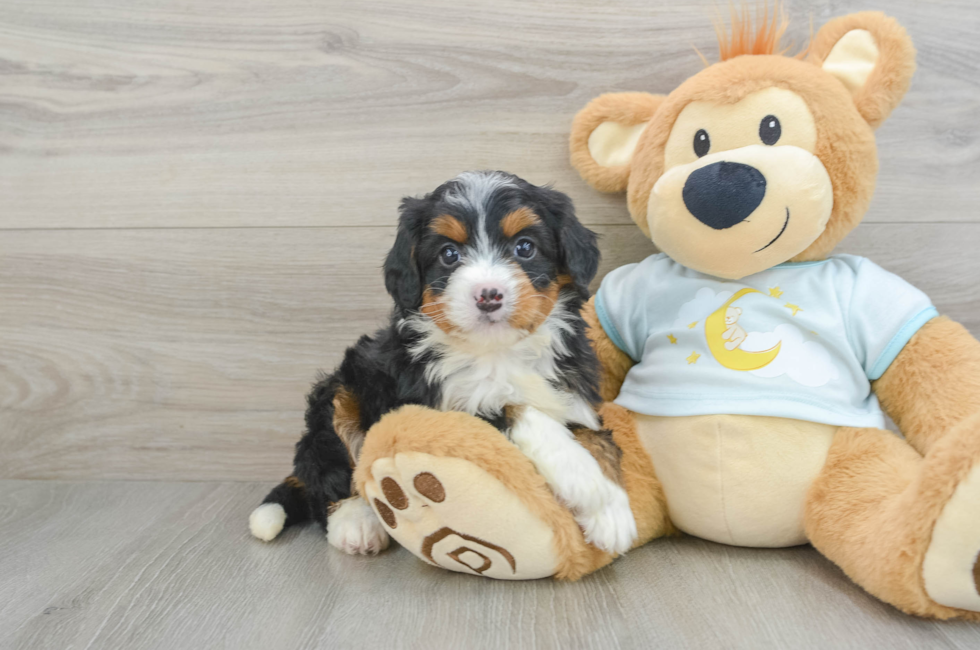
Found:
<box><xmin>384</xmin><ymin>197</ymin><xmax>425</xmax><ymax>311</ymax></box>
<box><xmin>537</xmin><ymin>187</ymin><xmax>600</xmax><ymax>296</ymax></box>
<box><xmin>570</xmin><ymin>92</ymin><xmax>665</xmax><ymax>193</ymax></box>
<box><xmin>808</xmin><ymin>12</ymin><xmax>915</xmax><ymax>129</ymax></box>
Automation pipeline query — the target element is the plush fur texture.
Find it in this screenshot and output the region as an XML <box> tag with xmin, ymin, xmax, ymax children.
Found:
<box><xmin>569</xmin><ymin>92</ymin><xmax>665</xmax><ymax>194</ymax></box>
<box><xmin>806</xmin><ymin>12</ymin><xmax>916</xmax><ymax>129</ymax></box>
<box><xmin>874</xmin><ymin>316</ymin><xmax>980</xmax><ymax>456</ymax></box>
<box><xmin>806</xmin><ymin>421</ymin><xmax>980</xmax><ymax>620</ymax></box>
<box><xmin>582</xmin><ymin>297</ymin><xmax>635</xmax><ymax>402</ymax></box>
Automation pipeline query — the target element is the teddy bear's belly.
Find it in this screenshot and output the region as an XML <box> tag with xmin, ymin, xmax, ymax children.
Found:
<box><xmin>634</xmin><ymin>413</ymin><xmax>838</xmax><ymax>547</ymax></box>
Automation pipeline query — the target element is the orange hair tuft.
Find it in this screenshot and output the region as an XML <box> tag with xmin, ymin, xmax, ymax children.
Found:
<box><xmin>713</xmin><ymin>2</ymin><xmax>796</xmax><ymax>61</ymax></box>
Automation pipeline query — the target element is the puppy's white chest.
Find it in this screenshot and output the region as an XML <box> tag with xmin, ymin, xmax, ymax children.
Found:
<box><xmin>438</xmin><ymin>354</ymin><xmax>551</xmax><ymax>415</ymax></box>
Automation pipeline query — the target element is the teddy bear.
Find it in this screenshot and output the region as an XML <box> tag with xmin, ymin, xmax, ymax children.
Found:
<box><xmin>722</xmin><ymin>306</ymin><xmax>747</xmax><ymax>351</ymax></box>
<box><xmin>349</xmin><ymin>9</ymin><xmax>980</xmax><ymax>619</ymax></box>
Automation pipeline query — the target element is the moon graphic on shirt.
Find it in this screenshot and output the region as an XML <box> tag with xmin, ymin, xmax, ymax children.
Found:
<box><xmin>704</xmin><ymin>288</ymin><xmax>781</xmax><ymax>371</ymax></box>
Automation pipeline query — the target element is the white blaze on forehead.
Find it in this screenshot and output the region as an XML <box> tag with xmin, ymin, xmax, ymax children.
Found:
<box><xmin>445</xmin><ymin>171</ymin><xmax>516</xmax><ymax>250</ymax></box>
<box><xmin>444</xmin><ymin>171</ymin><xmax>516</xmax><ymax>219</ymax></box>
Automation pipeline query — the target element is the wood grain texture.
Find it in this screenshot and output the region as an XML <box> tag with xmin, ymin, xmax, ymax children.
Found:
<box><xmin>1</xmin><ymin>1</ymin><xmax>980</xmax><ymax>643</ymax></box>
<box><xmin>2</xmin><ymin>224</ymin><xmax>979</xmax><ymax>481</ymax></box>
<box><xmin>0</xmin><ymin>480</ymin><xmax>978</xmax><ymax>650</ymax></box>
<box><xmin>0</xmin><ymin>0</ymin><xmax>977</xmax><ymax>230</ymax></box>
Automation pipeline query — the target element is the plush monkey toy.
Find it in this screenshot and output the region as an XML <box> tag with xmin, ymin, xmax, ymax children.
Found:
<box><xmin>352</xmin><ymin>10</ymin><xmax>980</xmax><ymax>619</ymax></box>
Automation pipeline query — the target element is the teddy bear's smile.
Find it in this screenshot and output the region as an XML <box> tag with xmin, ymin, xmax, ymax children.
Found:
<box><xmin>755</xmin><ymin>207</ymin><xmax>790</xmax><ymax>253</ymax></box>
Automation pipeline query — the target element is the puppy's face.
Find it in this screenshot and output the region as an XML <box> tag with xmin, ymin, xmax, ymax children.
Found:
<box><xmin>385</xmin><ymin>172</ymin><xmax>599</xmax><ymax>346</ymax></box>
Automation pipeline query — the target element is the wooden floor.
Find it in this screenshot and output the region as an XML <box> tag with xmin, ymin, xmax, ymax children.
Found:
<box><xmin>2</xmin><ymin>480</ymin><xmax>980</xmax><ymax>650</ymax></box>
<box><xmin>1</xmin><ymin>0</ymin><xmax>979</xmax><ymax>647</ymax></box>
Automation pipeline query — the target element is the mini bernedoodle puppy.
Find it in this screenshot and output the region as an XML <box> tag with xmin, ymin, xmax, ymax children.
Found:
<box><xmin>249</xmin><ymin>171</ymin><xmax>637</xmax><ymax>555</ymax></box>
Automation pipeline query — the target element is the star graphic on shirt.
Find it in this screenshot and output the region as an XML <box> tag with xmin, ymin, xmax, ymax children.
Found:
<box><xmin>784</xmin><ymin>303</ymin><xmax>803</xmax><ymax>316</ymax></box>
<box><xmin>686</xmin><ymin>351</ymin><xmax>700</xmax><ymax>364</ymax></box>
<box><xmin>687</xmin><ymin>321</ymin><xmax>698</xmax><ymax>329</ymax></box>
<box><xmin>667</xmin><ymin>333</ymin><xmax>677</xmax><ymax>344</ymax></box>
<box><xmin>768</xmin><ymin>286</ymin><xmax>784</xmax><ymax>298</ymax></box>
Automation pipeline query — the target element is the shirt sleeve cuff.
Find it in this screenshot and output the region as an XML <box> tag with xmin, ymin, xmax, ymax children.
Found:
<box><xmin>594</xmin><ymin>288</ymin><xmax>635</xmax><ymax>361</ymax></box>
<box><xmin>867</xmin><ymin>306</ymin><xmax>939</xmax><ymax>380</ymax></box>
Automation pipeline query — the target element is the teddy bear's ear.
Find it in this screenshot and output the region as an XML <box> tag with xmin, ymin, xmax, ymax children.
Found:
<box><xmin>807</xmin><ymin>11</ymin><xmax>916</xmax><ymax>129</ymax></box>
<box><xmin>569</xmin><ymin>92</ymin><xmax>665</xmax><ymax>193</ymax></box>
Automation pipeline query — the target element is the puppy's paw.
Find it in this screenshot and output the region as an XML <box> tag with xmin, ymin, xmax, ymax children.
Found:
<box><xmin>575</xmin><ymin>483</ymin><xmax>637</xmax><ymax>555</ymax></box>
<box><xmin>249</xmin><ymin>503</ymin><xmax>286</xmax><ymax>542</ymax></box>
<box><xmin>327</xmin><ymin>497</ymin><xmax>391</xmax><ymax>555</ymax></box>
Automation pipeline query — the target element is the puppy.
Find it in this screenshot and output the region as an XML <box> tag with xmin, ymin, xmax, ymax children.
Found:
<box><xmin>249</xmin><ymin>171</ymin><xmax>637</xmax><ymax>555</ymax></box>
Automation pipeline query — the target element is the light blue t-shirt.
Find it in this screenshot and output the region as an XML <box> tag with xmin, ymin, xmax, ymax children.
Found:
<box><xmin>595</xmin><ymin>254</ymin><xmax>937</xmax><ymax>428</ymax></box>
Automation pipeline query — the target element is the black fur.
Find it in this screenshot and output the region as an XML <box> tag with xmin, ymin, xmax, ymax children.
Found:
<box><xmin>257</xmin><ymin>171</ymin><xmax>603</xmax><ymax>537</ymax></box>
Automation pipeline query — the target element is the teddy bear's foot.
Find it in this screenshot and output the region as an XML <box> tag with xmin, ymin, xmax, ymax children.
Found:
<box><xmin>923</xmin><ymin>460</ymin><xmax>980</xmax><ymax>611</ymax></box>
<box><xmin>327</xmin><ymin>496</ymin><xmax>391</xmax><ymax>556</ymax></box>
<box><xmin>363</xmin><ymin>452</ymin><xmax>561</xmax><ymax>578</ymax></box>
<box><xmin>807</xmin><ymin>422</ymin><xmax>980</xmax><ymax>619</ymax></box>
<box><xmin>355</xmin><ymin>405</ymin><xmax>616</xmax><ymax>580</ymax></box>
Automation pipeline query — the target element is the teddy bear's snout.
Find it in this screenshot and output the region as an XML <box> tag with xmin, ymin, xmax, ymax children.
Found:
<box><xmin>682</xmin><ymin>161</ymin><xmax>767</xmax><ymax>230</ymax></box>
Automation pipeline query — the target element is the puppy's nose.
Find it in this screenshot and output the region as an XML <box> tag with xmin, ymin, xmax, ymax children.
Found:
<box><xmin>475</xmin><ymin>287</ymin><xmax>504</xmax><ymax>313</ymax></box>
<box><xmin>682</xmin><ymin>161</ymin><xmax>766</xmax><ymax>230</ymax></box>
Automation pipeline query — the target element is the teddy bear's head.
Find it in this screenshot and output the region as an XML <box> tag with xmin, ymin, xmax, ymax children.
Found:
<box><xmin>570</xmin><ymin>9</ymin><xmax>915</xmax><ymax>280</ymax></box>
<box><xmin>725</xmin><ymin>306</ymin><xmax>742</xmax><ymax>326</ymax></box>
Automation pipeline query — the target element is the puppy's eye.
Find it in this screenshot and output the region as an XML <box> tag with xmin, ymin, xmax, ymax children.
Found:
<box><xmin>439</xmin><ymin>245</ymin><xmax>460</xmax><ymax>266</ymax></box>
<box><xmin>759</xmin><ymin>115</ymin><xmax>781</xmax><ymax>145</ymax></box>
<box><xmin>514</xmin><ymin>239</ymin><xmax>536</xmax><ymax>260</ymax></box>
<box><xmin>693</xmin><ymin>129</ymin><xmax>710</xmax><ymax>157</ymax></box>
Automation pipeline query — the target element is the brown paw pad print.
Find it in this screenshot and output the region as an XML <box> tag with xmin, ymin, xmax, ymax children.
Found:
<box><xmin>373</xmin><ymin>472</ymin><xmax>447</xmax><ymax>530</ymax></box>
<box><xmin>413</xmin><ymin>472</ymin><xmax>445</xmax><ymax>502</ymax></box>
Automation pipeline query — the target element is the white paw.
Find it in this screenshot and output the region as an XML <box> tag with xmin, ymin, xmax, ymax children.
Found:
<box><xmin>575</xmin><ymin>483</ymin><xmax>637</xmax><ymax>555</ymax></box>
<box><xmin>249</xmin><ymin>503</ymin><xmax>286</xmax><ymax>542</ymax></box>
<box><xmin>508</xmin><ymin>406</ymin><xmax>638</xmax><ymax>554</ymax></box>
<box><xmin>327</xmin><ymin>497</ymin><xmax>391</xmax><ymax>555</ymax></box>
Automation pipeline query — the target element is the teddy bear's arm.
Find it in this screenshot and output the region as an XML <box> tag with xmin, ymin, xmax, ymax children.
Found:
<box><xmin>873</xmin><ymin>316</ymin><xmax>980</xmax><ymax>455</ymax></box>
<box><xmin>583</xmin><ymin>296</ymin><xmax>636</xmax><ymax>402</ymax></box>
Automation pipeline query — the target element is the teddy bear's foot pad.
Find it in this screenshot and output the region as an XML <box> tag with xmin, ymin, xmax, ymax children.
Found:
<box><xmin>362</xmin><ymin>452</ymin><xmax>560</xmax><ymax>579</ymax></box>
<box><xmin>923</xmin><ymin>461</ymin><xmax>980</xmax><ymax>611</ymax></box>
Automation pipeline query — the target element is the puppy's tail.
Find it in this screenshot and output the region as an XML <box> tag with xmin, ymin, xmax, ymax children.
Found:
<box><xmin>249</xmin><ymin>476</ymin><xmax>309</xmax><ymax>542</ymax></box>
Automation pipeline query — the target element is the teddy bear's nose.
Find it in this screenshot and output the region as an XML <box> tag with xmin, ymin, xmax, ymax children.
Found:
<box><xmin>682</xmin><ymin>161</ymin><xmax>766</xmax><ymax>230</ymax></box>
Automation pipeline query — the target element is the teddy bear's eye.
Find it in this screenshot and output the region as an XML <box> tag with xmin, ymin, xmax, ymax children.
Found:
<box><xmin>759</xmin><ymin>115</ymin><xmax>781</xmax><ymax>146</ymax></box>
<box><xmin>693</xmin><ymin>129</ymin><xmax>711</xmax><ymax>157</ymax></box>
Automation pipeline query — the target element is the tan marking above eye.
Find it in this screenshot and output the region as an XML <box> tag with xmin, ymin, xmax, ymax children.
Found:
<box><xmin>664</xmin><ymin>86</ymin><xmax>818</xmax><ymax>170</ymax></box>
<box><xmin>430</xmin><ymin>214</ymin><xmax>468</xmax><ymax>244</ymax></box>
<box><xmin>500</xmin><ymin>207</ymin><xmax>540</xmax><ymax>238</ymax></box>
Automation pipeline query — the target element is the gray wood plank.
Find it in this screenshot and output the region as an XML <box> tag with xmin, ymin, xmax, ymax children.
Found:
<box><xmin>0</xmin><ymin>0</ymin><xmax>977</xmax><ymax>230</ymax></box>
<box><xmin>2</xmin><ymin>223</ymin><xmax>979</xmax><ymax>481</ymax></box>
<box><xmin>1</xmin><ymin>480</ymin><xmax>978</xmax><ymax>650</ymax></box>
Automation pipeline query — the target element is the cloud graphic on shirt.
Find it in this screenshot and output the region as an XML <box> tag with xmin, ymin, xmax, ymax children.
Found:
<box><xmin>743</xmin><ymin>325</ymin><xmax>840</xmax><ymax>387</ymax></box>
<box><xmin>674</xmin><ymin>287</ymin><xmax>732</xmax><ymax>329</ymax></box>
